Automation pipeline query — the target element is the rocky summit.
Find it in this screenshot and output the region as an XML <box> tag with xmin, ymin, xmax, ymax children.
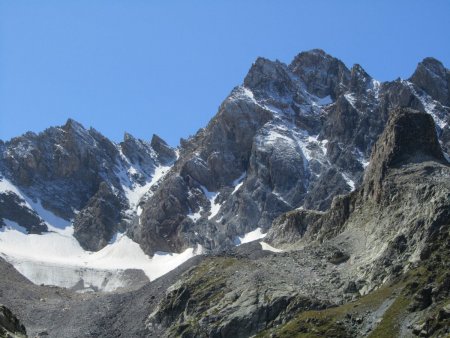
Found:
<box><xmin>0</xmin><ymin>49</ymin><xmax>450</xmax><ymax>337</ymax></box>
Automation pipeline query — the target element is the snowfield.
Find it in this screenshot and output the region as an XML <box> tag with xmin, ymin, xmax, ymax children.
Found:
<box><xmin>234</xmin><ymin>227</ymin><xmax>284</xmax><ymax>252</ymax></box>
<box><xmin>0</xmin><ymin>177</ymin><xmax>201</xmax><ymax>292</ymax></box>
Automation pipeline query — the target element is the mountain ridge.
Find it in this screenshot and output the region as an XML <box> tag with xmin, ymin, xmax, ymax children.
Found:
<box><xmin>1</xmin><ymin>49</ymin><xmax>450</xmax><ymax>337</ymax></box>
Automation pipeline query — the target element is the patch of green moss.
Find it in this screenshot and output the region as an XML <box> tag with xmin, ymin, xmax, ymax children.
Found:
<box><xmin>256</xmin><ymin>283</ymin><xmax>403</xmax><ymax>338</ymax></box>
<box><xmin>367</xmin><ymin>295</ymin><xmax>410</xmax><ymax>338</ymax></box>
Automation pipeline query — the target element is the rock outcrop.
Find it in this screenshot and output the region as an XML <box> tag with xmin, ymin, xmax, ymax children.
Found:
<box><xmin>73</xmin><ymin>182</ymin><xmax>126</xmax><ymax>251</ymax></box>
<box><xmin>0</xmin><ymin>191</ymin><xmax>47</xmax><ymax>234</ymax></box>
<box><xmin>0</xmin><ymin>305</ymin><xmax>26</xmax><ymax>338</ymax></box>
<box><xmin>267</xmin><ymin>108</ymin><xmax>450</xmax><ymax>290</ymax></box>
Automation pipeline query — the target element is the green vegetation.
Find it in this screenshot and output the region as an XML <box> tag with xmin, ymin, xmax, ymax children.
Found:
<box><xmin>257</xmin><ymin>228</ymin><xmax>450</xmax><ymax>338</ymax></box>
<box><xmin>256</xmin><ymin>282</ymin><xmax>404</xmax><ymax>338</ymax></box>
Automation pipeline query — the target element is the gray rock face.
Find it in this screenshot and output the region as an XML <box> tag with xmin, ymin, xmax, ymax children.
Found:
<box><xmin>289</xmin><ymin>49</ymin><xmax>350</xmax><ymax>99</ymax></box>
<box><xmin>133</xmin><ymin>50</ymin><xmax>450</xmax><ymax>256</ymax></box>
<box><xmin>146</xmin><ymin>253</ymin><xmax>332</xmax><ymax>338</ymax></box>
<box><xmin>363</xmin><ymin>108</ymin><xmax>446</xmax><ymax>202</ymax></box>
<box><xmin>145</xmin><ymin>107</ymin><xmax>450</xmax><ymax>338</ymax></box>
<box><xmin>73</xmin><ymin>182</ymin><xmax>126</xmax><ymax>251</ymax></box>
<box><xmin>0</xmin><ymin>304</ymin><xmax>26</xmax><ymax>338</ymax></box>
<box><xmin>150</xmin><ymin>134</ymin><xmax>177</xmax><ymax>165</ymax></box>
<box><xmin>0</xmin><ymin>118</ymin><xmax>174</xmax><ymax>251</ymax></box>
<box><xmin>410</xmin><ymin>57</ymin><xmax>450</xmax><ymax>106</ymax></box>
<box><xmin>0</xmin><ymin>190</ymin><xmax>47</xmax><ymax>234</ymax></box>
<box><xmin>267</xmin><ymin>108</ymin><xmax>450</xmax><ymax>290</ymax></box>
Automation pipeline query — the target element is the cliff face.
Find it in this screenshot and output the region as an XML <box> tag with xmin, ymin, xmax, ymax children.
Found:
<box><xmin>268</xmin><ymin>108</ymin><xmax>450</xmax><ymax>289</ymax></box>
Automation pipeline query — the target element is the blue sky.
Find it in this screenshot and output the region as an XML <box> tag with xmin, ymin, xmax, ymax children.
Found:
<box><xmin>1</xmin><ymin>1</ymin><xmax>449</xmax><ymax>146</ymax></box>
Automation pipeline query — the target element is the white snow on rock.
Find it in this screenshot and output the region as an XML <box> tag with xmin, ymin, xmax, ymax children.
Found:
<box><xmin>370</xmin><ymin>79</ymin><xmax>381</xmax><ymax>99</ymax></box>
<box><xmin>260</xmin><ymin>242</ymin><xmax>283</xmax><ymax>253</ymax></box>
<box><xmin>231</xmin><ymin>172</ymin><xmax>246</xmax><ymax>195</ymax></box>
<box><xmin>201</xmin><ymin>186</ymin><xmax>222</xmax><ymax>220</ymax></box>
<box><xmin>234</xmin><ymin>227</ymin><xmax>266</xmax><ymax>245</ymax></box>
<box><xmin>0</xmin><ymin>225</ymin><xmax>200</xmax><ymax>291</ymax></box>
<box><xmin>315</xmin><ymin>95</ymin><xmax>332</xmax><ymax>106</ymax></box>
<box><xmin>344</xmin><ymin>93</ymin><xmax>357</xmax><ymax>108</ymax></box>
<box><xmin>187</xmin><ymin>208</ymin><xmax>203</xmax><ymax>222</ymax></box>
<box><xmin>116</xmin><ymin>152</ymin><xmax>172</xmax><ymax>211</ymax></box>
<box><xmin>0</xmin><ymin>177</ymin><xmax>200</xmax><ymax>292</ymax></box>
<box><xmin>405</xmin><ymin>81</ymin><xmax>448</xmax><ymax>130</ymax></box>
<box><xmin>342</xmin><ymin>173</ymin><xmax>356</xmax><ymax>192</ymax></box>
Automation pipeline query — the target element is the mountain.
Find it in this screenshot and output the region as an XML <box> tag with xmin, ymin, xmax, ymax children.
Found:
<box><xmin>0</xmin><ymin>49</ymin><xmax>450</xmax><ymax>337</ymax></box>
<box><xmin>145</xmin><ymin>108</ymin><xmax>450</xmax><ymax>337</ymax></box>
<box><xmin>131</xmin><ymin>49</ymin><xmax>450</xmax><ymax>256</ymax></box>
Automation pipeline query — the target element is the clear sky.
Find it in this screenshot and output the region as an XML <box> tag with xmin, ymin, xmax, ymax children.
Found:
<box><xmin>1</xmin><ymin>1</ymin><xmax>449</xmax><ymax>146</ymax></box>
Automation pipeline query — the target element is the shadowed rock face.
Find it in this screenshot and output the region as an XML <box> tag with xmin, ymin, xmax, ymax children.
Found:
<box><xmin>363</xmin><ymin>108</ymin><xmax>446</xmax><ymax>202</ymax></box>
<box><xmin>0</xmin><ymin>192</ymin><xmax>47</xmax><ymax>234</ymax></box>
<box><xmin>0</xmin><ymin>304</ymin><xmax>26</xmax><ymax>338</ymax></box>
<box><xmin>410</xmin><ymin>57</ymin><xmax>450</xmax><ymax>106</ymax></box>
<box><xmin>150</xmin><ymin>134</ymin><xmax>177</xmax><ymax>165</ymax></box>
<box><xmin>73</xmin><ymin>182</ymin><xmax>126</xmax><ymax>251</ymax></box>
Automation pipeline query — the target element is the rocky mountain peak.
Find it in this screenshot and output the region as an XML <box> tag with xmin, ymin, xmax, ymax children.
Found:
<box><xmin>62</xmin><ymin>118</ymin><xmax>87</xmax><ymax>134</ymax></box>
<box><xmin>349</xmin><ymin>63</ymin><xmax>373</xmax><ymax>94</ymax></box>
<box><xmin>410</xmin><ymin>57</ymin><xmax>450</xmax><ymax>106</ymax></box>
<box><xmin>243</xmin><ymin>57</ymin><xmax>296</xmax><ymax>99</ymax></box>
<box><xmin>289</xmin><ymin>49</ymin><xmax>350</xmax><ymax>99</ymax></box>
<box><xmin>150</xmin><ymin>134</ymin><xmax>177</xmax><ymax>165</ymax></box>
<box><xmin>363</xmin><ymin>107</ymin><xmax>447</xmax><ymax>201</ymax></box>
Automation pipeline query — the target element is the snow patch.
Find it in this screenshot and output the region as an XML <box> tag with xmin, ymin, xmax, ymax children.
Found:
<box><xmin>260</xmin><ymin>242</ymin><xmax>283</xmax><ymax>253</ymax></box>
<box><xmin>344</xmin><ymin>93</ymin><xmax>357</xmax><ymax>108</ymax></box>
<box><xmin>370</xmin><ymin>79</ymin><xmax>381</xmax><ymax>99</ymax></box>
<box><xmin>200</xmin><ymin>186</ymin><xmax>222</xmax><ymax>220</ymax></box>
<box><xmin>231</xmin><ymin>172</ymin><xmax>246</xmax><ymax>195</ymax></box>
<box><xmin>0</xmin><ymin>176</ymin><xmax>72</xmax><ymax>234</ymax></box>
<box><xmin>121</xmin><ymin>164</ymin><xmax>171</xmax><ymax>210</ymax></box>
<box><xmin>342</xmin><ymin>173</ymin><xmax>356</xmax><ymax>191</ymax></box>
<box><xmin>405</xmin><ymin>81</ymin><xmax>448</xmax><ymax>129</ymax></box>
<box><xmin>316</xmin><ymin>95</ymin><xmax>332</xmax><ymax>106</ymax></box>
<box><xmin>234</xmin><ymin>227</ymin><xmax>266</xmax><ymax>245</ymax></box>
<box><xmin>0</xmin><ymin>181</ymin><xmax>200</xmax><ymax>291</ymax></box>
<box><xmin>0</xmin><ymin>227</ymin><xmax>200</xmax><ymax>291</ymax></box>
<box><xmin>187</xmin><ymin>208</ymin><xmax>203</xmax><ymax>222</ymax></box>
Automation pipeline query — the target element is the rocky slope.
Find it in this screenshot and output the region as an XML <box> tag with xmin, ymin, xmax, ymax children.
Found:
<box><xmin>146</xmin><ymin>108</ymin><xmax>450</xmax><ymax>337</ymax></box>
<box><xmin>0</xmin><ymin>304</ymin><xmax>26</xmax><ymax>338</ymax></box>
